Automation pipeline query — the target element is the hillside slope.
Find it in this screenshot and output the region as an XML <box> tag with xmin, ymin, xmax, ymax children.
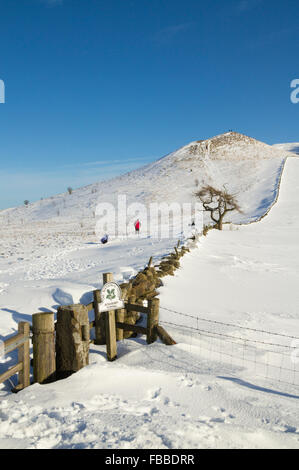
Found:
<box><xmin>0</xmin><ymin>132</ymin><xmax>291</xmax><ymax>227</ymax></box>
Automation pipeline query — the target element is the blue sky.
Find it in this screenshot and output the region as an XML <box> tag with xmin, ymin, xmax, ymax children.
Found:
<box><xmin>0</xmin><ymin>0</ymin><xmax>298</xmax><ymax>209</ymax></box>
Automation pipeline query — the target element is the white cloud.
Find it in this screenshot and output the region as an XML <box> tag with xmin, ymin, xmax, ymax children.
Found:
<box><xmin>153</xmin><ymin>23</ymin><xmax>193</xmax><ymax>44</ymax></box>
<box><xmin>60</xmin><ymin>156</ymin><xmax>154</xmax><ymax>170</ymax></box>
<box><xmin>236</xmin><ymin>0</ymin><xmax>263</xmax><ymax>13</ymax></box>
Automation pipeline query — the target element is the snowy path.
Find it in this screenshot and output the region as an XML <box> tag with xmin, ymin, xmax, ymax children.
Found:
<box><xmin>158</xmin><ymin>157</ymin><xmax>299</xmax><ymax>396</ymax></box>
<box><xmin>159</xmin><ymin>157</ymin><xmax>299</xmax><ymax>333</ymax></box>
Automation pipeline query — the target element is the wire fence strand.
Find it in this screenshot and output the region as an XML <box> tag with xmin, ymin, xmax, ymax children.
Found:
<box><xmin>160</xmin><ymin>305</ymin><xmax>299</xmax><ymax>390</ymax></box>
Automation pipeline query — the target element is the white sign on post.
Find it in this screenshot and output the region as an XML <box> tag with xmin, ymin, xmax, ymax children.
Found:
<box><xmin>98</xmin><ymin>282</ymin><xmax>125</xmax><ymax>312</ymax></box>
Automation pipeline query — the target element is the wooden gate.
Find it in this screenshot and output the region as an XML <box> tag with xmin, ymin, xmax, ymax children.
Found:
<box><xmin>0</xmin><ymin>322</ymin><xmax>30</xmax><ymax>392</ymax></box>
<box><xmin>92</xmin><ymin>273</ymin><xmax>176</xmax><ymax>361</ymax></box>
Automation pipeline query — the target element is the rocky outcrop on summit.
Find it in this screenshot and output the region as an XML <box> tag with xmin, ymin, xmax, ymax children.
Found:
<box><xmin>185</xmin><ymin>132</ymin><xmax>287</xmax><ymax>161</ymax></box>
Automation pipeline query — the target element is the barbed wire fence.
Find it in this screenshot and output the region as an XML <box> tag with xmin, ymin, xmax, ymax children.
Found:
<box><xmin>159</xmin><ymin>306</ymin><xmax>299</xmax><ymax>390</ymax></box>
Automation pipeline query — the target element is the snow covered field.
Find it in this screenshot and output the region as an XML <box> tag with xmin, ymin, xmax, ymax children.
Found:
<box><xmin>0</xmin><ymin>134</ymin><xmax>298</xmax><ymax>449</ymax></box>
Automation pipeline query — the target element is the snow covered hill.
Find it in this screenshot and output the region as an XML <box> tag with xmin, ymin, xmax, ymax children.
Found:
<box><xmin>0</xmin><ymin>132</ymin><xmax>292</xmax><ymax>227</ymax></box>
<box><xmin>0</xmin><ymin>156</ymin><xmax>299</xmax><ymax>449</ymax></box>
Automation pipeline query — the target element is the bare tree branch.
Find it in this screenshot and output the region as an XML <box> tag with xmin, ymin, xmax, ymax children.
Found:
<box><xmin>195</xmin><ymin>185</ymin><xmax>242</xmax><ymax>230</ymax></box>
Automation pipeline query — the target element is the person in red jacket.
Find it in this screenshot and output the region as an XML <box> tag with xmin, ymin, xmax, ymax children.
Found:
<box><xmin>134</xmin><ymin>219</ymin><xmax>140</xmax><ymax>234</ymax></box>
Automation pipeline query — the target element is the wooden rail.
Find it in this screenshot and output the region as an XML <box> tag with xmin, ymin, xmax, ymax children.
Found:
<box><xmin>125</xmin><ymin>303</ymin><xmax>150</xmax><ymax>314</ymax></box>
<box><xmin>116</xmin><ymin>322</ymin><xmax>147</xmax><ymax>335</ymax></box>
<box><xmin>0</xmin><ymin>322</ymin><xmax>30</xmax><ymax>392</ymax></box>
<box><xmin>0</xmin><ymin>362</ymin><xmax>23</xmax><ymax>383</ymax></box>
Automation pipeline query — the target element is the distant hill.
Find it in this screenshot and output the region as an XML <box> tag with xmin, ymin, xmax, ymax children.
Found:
<box><xmin>272</xmin><ymin>142</ymin><xmax>299</xmax><ymax>155</ymax></box>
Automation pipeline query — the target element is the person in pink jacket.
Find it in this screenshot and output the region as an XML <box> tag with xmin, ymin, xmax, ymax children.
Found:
<box><xmin>134</xmin><ymin>219</ymin><xmax>140</xmax><ymax>234</ymax></box>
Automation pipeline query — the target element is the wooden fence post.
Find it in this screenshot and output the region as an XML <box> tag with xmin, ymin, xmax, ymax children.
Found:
<box><xmin>116</xmin><ymin>306</ymin><xmax>125</xmax><ymax>341</ymax></box>
<box><xmin>105</xmin><ymin>310</ymin><xmax>117</xmax><ymax>361</ymax></box>
<box><xmin>56</xmin><ymin>304</ymin><xmax>90</xmax><ymax>379</ymax></box>
<box><xmin>117</xmin><ymin>282</ymin><xmax>131</xmax><ymax>341</ymax></box>
<box><xmin>15</xmin><ymin>322</ymin><xmax>30</xmax><ymax>391</ymax></box>
<box><xmin>94</xmin><ymin>289</ymin><xmax>106</xmax><ymax>345</ymax></box>
<box><xmin>103</xmin><ymin>272</ymin><xmax>113</xmax><ymax>284</ymax></box>
<box><xmin>156</xmin><ymin>325</ymin><xmax>176</xmax><ymax>345</ymax></box>
<box><xmin>147</xmin><ymin>298</ymin><xmax>160</xmax><ymax>344</ymax></box>
<box><xmin>103</xmin><ymin>273</ymin><xmax>117</xmax><ymax>361</ymax></box>
<box><xmin>32</xmin><ymin>313</ymin><xmax>56</xmax><ymax>384</ymax></box>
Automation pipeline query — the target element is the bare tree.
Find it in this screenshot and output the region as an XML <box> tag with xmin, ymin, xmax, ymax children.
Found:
<box><xmin>195</xmin><ymin>185</ymin><xmax>241</xmax><ymax>230</ymax></box>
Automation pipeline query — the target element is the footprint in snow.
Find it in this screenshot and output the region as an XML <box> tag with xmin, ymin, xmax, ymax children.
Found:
<box><xmin>148</xmin><ymin>388</ymin><xmax>161</xmax><ymax>400</ymax></box>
